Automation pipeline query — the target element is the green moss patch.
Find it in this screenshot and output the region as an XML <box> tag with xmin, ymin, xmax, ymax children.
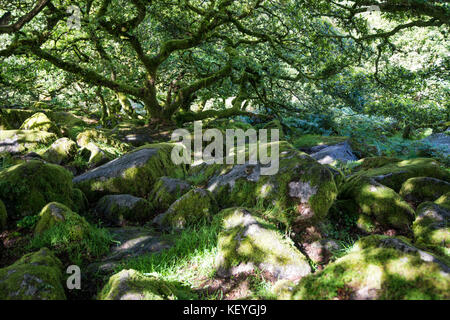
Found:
<box><xmin>216</xmin><ymin>208</ymin><xmax>311</xmax><ymax>281</ymax></box>
<box><xmin>0</xmin><ymin>160</ymin><xmax>81</xmax><ymax>219</ymax></box>
<box><xmin>400</xmin><ymin>177</ymin><xmax>450</xmax><ymax>208</ymax></box>
<box><xmin>0</xmin><ymin>248</ymin><xmax>66</xmax><ymax>300</ymax></box>
<box><xmin>73</xmin><ymin>143</ymin><xmax>187</xmax><ymax>202</ymax></box>
<box><xmin>31</xmin><ymin>202</ymin><xmax>111</xmax><ymax>265</ymax></box>
<box><xmin>20</xmin><ymin>112</ymin><xmax>61</xmax><ymax>136</ymax></box>
<box><xmin>413</xmin><ymin>202</ymin><xmax>449</xmax><ymax>250</ymax></box>
<box><xmin>98</xmin><ymin>269</ymin><xmax>196</xmax><ymax>300</ymax></box>
<box><xmin>340</xmin><ymin>176</ymin><xmax>415</xmax><ymax>234</ymax></box>
<box><xmin>155</xmin><ymin>188</ymin><xmax>218</xmax><ymax>230</ymax></box>
<box><xmin>349</xmin><ymin>158</ymin><xmax>450</xmax><ymax>192</ymax></box>
<box><xmin>290</xmin><ymin>235</ymin><xmax>450</xmax><ymax>300</ymax></box>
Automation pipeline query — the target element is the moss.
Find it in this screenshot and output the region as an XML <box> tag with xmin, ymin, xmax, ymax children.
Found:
<box><xmin>340</xmin><ymin>176</ymin><xmax>415</xmax><ymax>234</ymax></box>
<box><xmin>31</xmin><ymin>202</ymin><xmax>111</xmax><ymax>265</ymax></box>
<box><xmin>74</xmin><ymin>143</ymin><xmax>187</xmax><ymax>201</ymax></box>
<box><xmin>0</xmin><ymin>129</ymin><xmax>57</xmax><ymax>153</ymax></box>
<box><xmin>98</xmin><ymin>269</ymin><xmax>194</xmax><ymax>300</ymax></box>
<box><xmin>95</xmin><ymin>195</ymin><xmax>153</xmax><ymax>225</ymax></box>
<box><xmin>20</xmin><ymin>112</ymin><xmax>61</xmax><ymax>136</ymax></box>
<box><xmin>292</xmin><ymin>135</ymin><xmax>349</xmax><ymax>150</ymax></box>
<box><xmin>157</xmin><ymin>188</ymin><xmax>218</xmax><ymax>229</ymax></box>
<box><xmin>262</xmin><ymin>119</ymin><xmax>285</xmax><ymax>140</ymax></box>
<box><xmin>290</xmin><ymin>235</ymin><xmax>449</xmax><ymax>300</ymax></box>
<box><xmin>46</xmin><ymin>111</ymin><xmax>86</xmax><ymax>139</ymax></box>
<box><xmin>206</xmin><ymin>142</ymin><xmax>338</xmax><ymax>227</ymax></box>
<box><xmin>399</xmin><ymin>177</ymin><xmax>450</xmax><ymax>207</ymax></box>
<box><xmin>353</xmin><ymin>156</ymin><xmax>402</xmax><ymax>172</ymax></box>
<box><xmin>76</xmin><ymin>129</ymin><xmax>129</xmax><ymax>152</ymax></box>
<box><xmin>0</xmin><ymin>160</ymin><xmax>80</xmax><ymax>219</ymax></box>
<box><xmin>42</xmin><ymin>137</ymin><xmax>78</xmax><ymax>164</ymax></box>
<box><xmin>435</xmin><ymin>192</ymin><xmax>450</xmax><ymax>209</ymax></box>
<box><xmin>216</xmin><ymin>208</ymin><xmax>311</xmax><ymax>280</ymax></box>
<box><xmin>71</xmin><ymin>188</ymin><xmax>88</xmax><ymax>214</ymax></box>
<box><xmin>0</xmin><ymin>108</ymin><xmax>35</xmax><ymax>130</ymax></box>
<box><xmin>413</xmin><ymin>202</ymin><xmax>449</xmax><ymax>250</ymax></box>
<box><xmin>0</xmin><ymin>199</ymin><xmax>7</xmax><ymax>230</ymax></box>
<box><xmin>0</xmin><ymin>248</ymin><xmax>66</xmax><ymax>300</ymax></box>
<box><xmin>149</xmin><ymin>177</ymin><xmax>192</xmax><ymax>211</ymax></box>
<box><xmin>349</xmin><ymin>158</ymin><xmax>450</xmax><ymax>192</ymax></box>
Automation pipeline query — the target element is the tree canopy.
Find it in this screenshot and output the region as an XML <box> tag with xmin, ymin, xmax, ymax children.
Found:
<box><xmin>0</xmin><ymin>1</ymin><xmax>448</xmax><ymax>125</ymax></box>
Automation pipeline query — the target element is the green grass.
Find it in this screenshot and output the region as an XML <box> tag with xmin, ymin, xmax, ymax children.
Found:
<box><xmin>29</xmin><ymin>220</ymin><xmax>112</xmax><ymax>266</ymax></box>
<box><xmin>116</xmin><ymin>216</ymin><xmax>222</xmax><ymax>293</ymax></box>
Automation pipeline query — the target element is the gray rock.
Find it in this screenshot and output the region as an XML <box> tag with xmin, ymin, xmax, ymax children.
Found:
<box><xmin>423</xmin><ymin>133</ymin><xmax>450</xmax><ymax>157</ymax></box>
<box><xmin>310</xmin><ymin>141</ymin><xmax>358</xmax><ymax>165</ymax></box>
<box><xmin>72</xmin><ymin>145</ymin><xmax>184</xmax><ymax>201</ymax></box>
<box><xmin>87</xmin><ymin>227</ymin><xmax>171</xmax><ymax>275</ymax></box>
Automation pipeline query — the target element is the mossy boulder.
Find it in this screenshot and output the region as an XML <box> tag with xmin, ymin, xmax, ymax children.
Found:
<box><xmin>32</xmin><ymin>202</ymin><xmax>111</xmax><ymax>264</ymax></box>
<box><xmin>20</xmin><ymin>112</ymin><xmax>61</xmax><ymax>136</ymax></box>
<box><xmin>0</xmin><ymin>199</ymin><xmax>7</xmax><ymax>230</ymax></box>
<box><xmin>0</xmin><ymin>160</ymin><xmax>82</xmax><ymax>219</ymax></box>
<box><xmin>76</xmin><ymin>129</ymin><xmax>129</xmax><ymax>152</ymax></box>
<box><xmin>0</xmin><ymin>130</ymin><xmax>57</xmax><ymax>154</ymax></box>
<box><xmin>216</xmin><ymin>208</ymin><xmax>311</xmax><ymax>281</ymax></box>
<box><xmin>288</xmin><ymin>235</ymin><xmax>450</xmax><ymax>300</ymax></box>
<box><xmin>349</xmin><ymin>158</ymin><xmax>450</xmax><ymax>192</ymax></box>
<box><xmin>352</xmin><ymin>157</ymin><xmax>402</xmax><ymax>172</ymax></box>
<box><xmin>47</xmin><ymin>111</ymin><xmax>86</xmax><ymax>139</ymax></box>
<box><xmin>435</xmin><ymin>192</ymin><xmax>450</xmax><ymax>209</ymax></box>
<box><xmin>149</xmin><ymin>177</ymin><xmax>192</xmax><ymax>211</ymax></box>
<box><xmin>413</xmin><ymin>202</ymin><xmax>449</xmax><ymax>249</ymax></box>
<box><xmin>73</xmin><ymin>143</ymin><xmax>187</xmax><ymax>202</ymax></box>
<box><xmin>95</xmin><ymin>194</ymin><xmax>154</xmax><ymax>226</ymax></box>
<box><xmin>153</xmin><ymin>188</ymin><xmax>217</xmax><ymax>230</ymax></box>
<box><xmin>0</xmin><ymin>248</ymin><xmax>66</xmax><ymax>300</ymax></box>
<box><xmin>0</xmin><ymin>108</ymin><xmax>35</xmax><ymax>130</ymax></box>
<box><xmin>400</xmin><ymin>177</ymin><xmax>450</xmax><ymax>208</ymax></box>
<box><xmin>84</xmin><ymin>142</ymin><xmax>113</xmax><ymax>167</ymax></box>
<box><xmin>34</xmin><ymin>202</ymin><xmax>89</xmax><ymax>235</ymax></box>
<box><xmin>339</xmin><ymin>176</ymin><xmax>415</xmax><ymax>234</ymax></box>
<box><xmin>98</xmin><ymin>269</ymin><xmax>194</xmax><ymax>300</ymax></box>
<box><xmin>42</xmin><ymin>137</ymin><xmax>78</xmax><ymax>165</ymax></box>
<box><xmin>197</xmin><ymin>141</ymin><xmax>337</xmax><ymax>227</ymax></box>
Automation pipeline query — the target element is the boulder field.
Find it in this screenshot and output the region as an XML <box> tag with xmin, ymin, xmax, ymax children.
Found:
<box><xmin>0</xmin><ymin>115</ymin><xmax>449</xmax><ymax>300</ymax></box>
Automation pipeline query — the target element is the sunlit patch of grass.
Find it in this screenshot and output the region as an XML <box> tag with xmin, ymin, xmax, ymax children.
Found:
<box><xmin>116</xmin><ymin>216</ymin><xmax>222</xmax><ymax>296</ymax></box>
